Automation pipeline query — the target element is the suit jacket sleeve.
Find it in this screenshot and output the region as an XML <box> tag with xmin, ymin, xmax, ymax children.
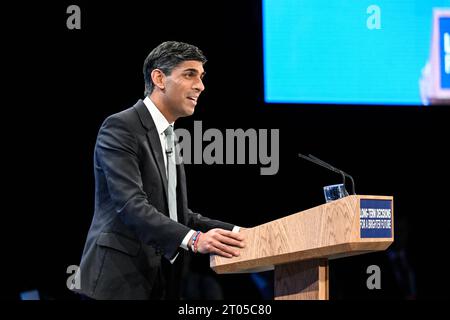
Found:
<box><xmin>96</xmin><ymin>115</ymin><xmax>191</xmax><ymax>260</ymax></box>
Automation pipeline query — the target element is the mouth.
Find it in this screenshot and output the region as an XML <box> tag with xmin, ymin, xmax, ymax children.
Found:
<box><xmin>187</xmin><ymin>96</ymin><xmax>198</xmax><ymax>105</ymax></box>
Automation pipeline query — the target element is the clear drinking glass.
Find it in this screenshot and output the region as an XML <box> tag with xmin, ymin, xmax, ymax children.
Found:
<box><xmin>323</xmin><ymin>183</ymin><xmax>348</xmax><ymax>203</ymax></box>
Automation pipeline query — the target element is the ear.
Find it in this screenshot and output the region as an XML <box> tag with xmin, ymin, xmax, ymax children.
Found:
<box><xmin>151</xmin><ymin>69</ymin><xmax>166</xmax><ymax>90</ymax></box>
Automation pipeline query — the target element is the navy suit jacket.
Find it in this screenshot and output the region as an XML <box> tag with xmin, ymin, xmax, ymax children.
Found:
<box><xmin>74</xmin><ymin>99</ymin><xmax>233</xmax><ymax>299</ymax></box>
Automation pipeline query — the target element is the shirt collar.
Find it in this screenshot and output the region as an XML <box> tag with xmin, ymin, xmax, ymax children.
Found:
<box><xmin>143</xmin><ymin>96</ymin><xmax>173</xmax><ymax>135</ymax></box>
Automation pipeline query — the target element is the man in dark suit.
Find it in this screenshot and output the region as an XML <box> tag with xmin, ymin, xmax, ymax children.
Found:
<box><xmin>73</xmin><ymin>41</ymin><xmax>245</xmax><ymax>300</ymax></box>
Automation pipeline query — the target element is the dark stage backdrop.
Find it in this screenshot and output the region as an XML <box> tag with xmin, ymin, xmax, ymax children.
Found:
<box><xmin>3</xmin><ymin>1</ymin><xmax>449</xmax><ymax>300</ymax></box>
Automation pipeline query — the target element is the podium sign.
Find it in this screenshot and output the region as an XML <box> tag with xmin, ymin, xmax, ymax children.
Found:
<box><xmin>360</xmin><ymin>198</ymin><xmax>393</xmax><ymax>238</ymax></box>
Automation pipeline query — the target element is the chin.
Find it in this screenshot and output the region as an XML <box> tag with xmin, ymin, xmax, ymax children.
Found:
<box><xmin>178</xmin><ymin>109</ymin><xmax>195</xmax><ymax>119</ymax></box>
<box><xmin>185</xmin><ymin>106</ymin><xmax>196</xmax><ymax>116</ymax></box>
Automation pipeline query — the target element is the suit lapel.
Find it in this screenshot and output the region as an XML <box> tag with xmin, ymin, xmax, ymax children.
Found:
<box><xmin>134</xmin><ymin>100</ymin><xmax>168</xmax><ymax>201</ymax></box>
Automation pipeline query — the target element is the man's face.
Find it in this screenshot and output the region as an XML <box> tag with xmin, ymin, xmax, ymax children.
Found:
<box><xmin>162</xmin><ymin>60</ymin><xmax>205</xmax><ymax>120</ymax></box>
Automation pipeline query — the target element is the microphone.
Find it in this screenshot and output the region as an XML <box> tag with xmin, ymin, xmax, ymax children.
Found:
<box><xmin>166</xmin><ymin>147</ymin><xmax>173</xmax><ymax>155</ymax></box>
<box><xmin>298</xmin><ymin>153</ymin><xmax>356</xmax><ymax>195</ymax></box>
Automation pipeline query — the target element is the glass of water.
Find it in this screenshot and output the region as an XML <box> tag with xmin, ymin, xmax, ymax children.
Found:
<box><xmin>323</xmin><ymin>183</ymin><xmax>348</xmax><ymax>203</ymax></box>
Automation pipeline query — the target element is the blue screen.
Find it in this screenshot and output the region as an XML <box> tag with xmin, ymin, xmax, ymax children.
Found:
<box><xmin>263</xmin><ymin>0</ymin><xmax>450</xmax><ymax>105</ymax></box>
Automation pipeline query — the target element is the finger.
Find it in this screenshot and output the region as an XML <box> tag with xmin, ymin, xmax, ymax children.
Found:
<box><xmin>204</xmin><ymin>241</ymin><xmax>233</xmax><ymax>258</ymax></box>
<box><xmin>212</xmin><ymin>248</ymin><xmax>233</xmax><ymax>258</ymax></box>
<box><xmin>216</xmin><ymin>234</ymin><xmax>246</xmax><ymax>248</ymax></box>
<box><xmin>197</xmin><ymin>237</ymin><xmax>236</xmax><ymax>256</ymax></box>
<box><xmin>213</xmin><ymin>242</ymin><xmax>240</xmax><ymax>257</ymax></box>
<box><xmin>217</xmin><ymin>229</ymin><xmax>245</xmax><ymax>241</ymax></box>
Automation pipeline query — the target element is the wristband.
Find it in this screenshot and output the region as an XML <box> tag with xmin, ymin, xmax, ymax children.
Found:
<box><xmin>193</xmin><ymin>232</ymin><xmax>202</xmax><ymax>253</ymax></box>
<box><xmin>190</xmin><ymin>231</ymin><xmax>201</xmax><ymax>253</ymax></box>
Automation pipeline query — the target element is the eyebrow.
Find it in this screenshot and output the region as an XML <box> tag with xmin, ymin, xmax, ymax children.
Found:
<box><xmin>183</xmin><ymin>68</ymin><xmax>206</xmax><ymax>78</ymax></box>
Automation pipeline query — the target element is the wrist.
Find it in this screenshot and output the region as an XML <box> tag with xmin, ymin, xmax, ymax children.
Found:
<box><xmin>190</xmin><ymin>231</ymin><xmax>201</xmax><ymax>253</ymax></box>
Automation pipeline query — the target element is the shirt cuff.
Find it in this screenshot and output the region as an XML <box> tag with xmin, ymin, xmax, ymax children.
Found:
<box><xmin>169</xmin><ymin>252</ymin><xmax>179</xmax><ymax>264</ymax></box>
<box><xmin>232</xmin><ymin>226</ymin><xmax>240</xmax><ymax>233</ymax></box>
<box><xmin>180</xmin><ymin>230</ymin><xmax>196</xmax><ymax>251</ymax></box>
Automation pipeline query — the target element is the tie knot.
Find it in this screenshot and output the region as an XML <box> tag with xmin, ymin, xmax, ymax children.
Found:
<box><xmin>164</xmin><ymin>125</ymin><xmax>174</xmax><ymax>136</ymax></box>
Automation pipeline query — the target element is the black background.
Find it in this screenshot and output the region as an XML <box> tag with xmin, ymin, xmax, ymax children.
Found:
<box><xmin>3</xmin><ymin>0</ymin><xmax>450</xmax><ymax>301</ymax></box>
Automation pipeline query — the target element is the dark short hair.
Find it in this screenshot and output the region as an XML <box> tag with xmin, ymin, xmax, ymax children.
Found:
<box><xmin>143</xmin><ymin>41</ymin><xmax>207</xmax><ymax>96</ymax></box>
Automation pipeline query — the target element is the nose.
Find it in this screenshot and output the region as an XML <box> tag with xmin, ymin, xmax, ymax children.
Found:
<box><xmin>193</xmin><ymin>77</ymin><xmax>205</xmax><ymax>93</ymax></box>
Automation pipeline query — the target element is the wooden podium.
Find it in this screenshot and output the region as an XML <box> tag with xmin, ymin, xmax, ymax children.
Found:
<box><xmin>210</xmin><ymin>195</ymin><xmax>394</xmax><ymax>300</ymax></box>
